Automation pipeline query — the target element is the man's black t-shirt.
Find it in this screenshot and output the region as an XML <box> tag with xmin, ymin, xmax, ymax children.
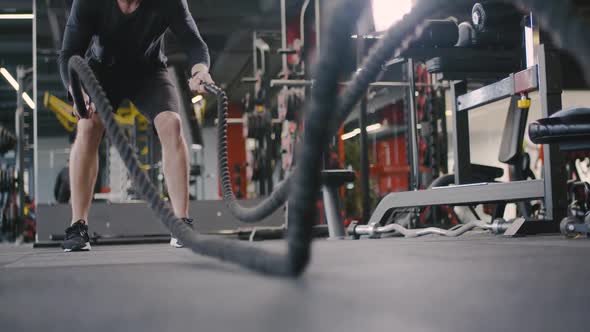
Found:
<box><xmin>58</xmin><ymin>0</ymin><xmax>210</xmax><ymax>91</ymax></box>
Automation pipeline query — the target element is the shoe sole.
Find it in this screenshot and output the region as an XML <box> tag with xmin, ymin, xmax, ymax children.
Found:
<box><xmin>63</xmin><ymin>242</ymin><xmax>91</xmax><ymax>252</ymax></box>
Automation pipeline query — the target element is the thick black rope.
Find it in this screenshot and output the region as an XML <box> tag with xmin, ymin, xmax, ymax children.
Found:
<box><xmin>68</xmin><ymin>0</ymin><xmax>365</xmax><ymax>277</ymax></box>
<box><xmin>69</xmin><ymin>56</ymin><xmax>294</xmax><ymax>276</ymax></box>
<box><xmin>68</xmin><ymin>0</ymin><xmax>590</xmax><ymax>276</ymax></box>
<box><xmin>204</xmin><ymin>84</ymin><xmax>290</xmax><ymax>223</ymax></box>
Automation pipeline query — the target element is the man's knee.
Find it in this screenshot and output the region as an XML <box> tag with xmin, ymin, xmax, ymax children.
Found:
<box><xmin>76</xmin><ymin>116</ymin><xmax>104</xmax><ymax>144</ymax></box>
<box><xmin>155</xmin><ymin>112</ymin><xmax>183</xmax><ymax>143</ymax></box>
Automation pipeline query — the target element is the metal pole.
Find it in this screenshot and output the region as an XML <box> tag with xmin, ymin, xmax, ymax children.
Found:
<box><xmin>315</xmin><ymin>0</ymin><xmax>321</xmax><ymax>58</ymax></box>
<box><xmin>252</xmin><ymin>31</ymin><xmax>258</xmax><ymax>76</ymax></box>
<box><xmin>451</xmin><ymin>81</ymin><xmax>471</xmax><ymax>184</ymax></box>
<box><xmin>359</xmin><ymin>95</ymin><xmax>371</xmax><ymax>223</ymax></box>
<box><xmin>200</xmin><ymin>148</ymin><xmax>205</xmax><ymax>200</ymax></box>
<box><xmin>538</xmin><ymin>45</ymin><xmax>567</xmax><ymax>222</ymax></box>
<box><xmin>406</xmin><ymin>59</ymin><xmax>420</xmax><ymax>190</ymax></box>
<box><xmin>280</xmin><ymin>0</ymin><xmax>288</xmax><ymax>76</ymax></box>
<box><xmin>33</xmin><ymin>0</ymin><xmax>39</xmax><ymax>219</ymax></box>
<box><xmin>269</xmin><ymin>79</ymin><xmax>447</xmax><ymax>88</ymax></box>
<box><xmin>300</xmin><ymin>0</ymin><xmax>311</xmax><ymax>49</ymax></box>
<box><xmin>357</xmin><ymin>38</ymin><xmax>371</xmax><ymax>224</ymax></box>
<box><xmin>15</xmin><ymin>67</ymin><xmax>25</xmax><ymax>220</ymax></box>
<box><xmin>322</xmin><ymin>185</ymin><xmax>346</xmax><ymax>239</ymax></box>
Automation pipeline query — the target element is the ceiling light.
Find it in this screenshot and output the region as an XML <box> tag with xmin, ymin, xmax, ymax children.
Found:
<box><xmin>341</xmin><ymin>123</ymin><xmax>382</xmax><ymax>140</ymax></box>
<box><xmin>1</xmin><ymin>67</ymin><xmax>20</xmax><ymax>90</ymax></box>
<box><xmin>367</xmin><ymin>123</ymin><xmax>382</xmax><ymax>132</ymax></box>
<box><xmin>0</xmin><ymin>13</ymin><xmax>34</xmax><ymax>20</ymax></box>
<box><xmin>1</xmin><ymin>68</ymin><xmax>35</xmax><ymax>109</ymax></box>
<box><xmin>341</xmin><ymin>129</ymin><xmax>361</xmax><ymax>140</ymax></box>
<box><xmin>22</xmin><ymin>92</ymin><xmax>35</xmax><ymax>109</ymax></box>
<box><xmin>371</xmin><ymin>0</ymin><xmax>413</xmax><ymax>32</ymax></box>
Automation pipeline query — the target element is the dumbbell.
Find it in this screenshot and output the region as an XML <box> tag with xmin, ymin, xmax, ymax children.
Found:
<box><xmin>245</xmin><ymin>112</ymin><xmax>273</xmax><ymax>140</ymax></box>
<box><xmin>560</xmin><ymin>216</ymin><xmax>590</xmax><ymax>238</ymax></box>
<box><xmin>411</xmin><ymin>19</ymin><xmax>459</xmax><ymax>48</ymax></box>
<box><xmin>472</xmin><ymin>2</ymin><xmax>523</xmax><ymax>33</ymax></box>
<box><xmin>471</xmin><ymin>2</ymin><xmax>524</xmax><ymax>48</ymax></box>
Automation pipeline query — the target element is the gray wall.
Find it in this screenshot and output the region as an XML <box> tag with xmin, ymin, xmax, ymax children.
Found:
<box><xmin>34</xmin><ymin>128</ymin><xmax>222</xmax><ymax>204</ymax></box>
<box><xmin>446</xmin><ymin>90</ymin><xmax>590</xmax><ymax>178</ymax></box>
<box><xmin>201</xmin><ymin>127</ymin><xmax>222</xmax><ymax>200</ymax></box>
<box><xmin>36</xmin><ymin>136</ymin><xmax>70</xmax><ymax>204</ymax></box>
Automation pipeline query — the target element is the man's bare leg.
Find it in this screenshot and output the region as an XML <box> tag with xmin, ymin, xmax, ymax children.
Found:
<box><xmin>69</xmin><ymin>115</ymin><xmax>105</xmax><ymax>224</ymax></box>
<box><xmin>154</xmin><ymin>111</ymin><xmax>189</xmax><ymax>218</ymax></box>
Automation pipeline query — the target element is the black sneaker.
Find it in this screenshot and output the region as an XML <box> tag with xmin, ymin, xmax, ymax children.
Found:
<box><xmin>170</xmin><ymin>218</ymin><xmax>194</xmax><ymax>248</ymax></box>
<box><xmin>62</xmin><ymin>220</ymin><xmax>91</xmax><ymax>252</ymax></box>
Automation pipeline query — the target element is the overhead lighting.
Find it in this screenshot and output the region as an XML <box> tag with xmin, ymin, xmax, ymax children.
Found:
<box><xmin>1</xmin><ymin>67</ymin><xmax>20</xmax><ymax>90</ymax></box>
<box><xmin>192</xmin><ymin>95</ymin><xmax>203</xmax><ymax>104</ymax></box>
<box><xmin>341</xmin><ymin>129</ymin><xmax>361</xmax><ymax>140</ymax></box>
<box><xmin>0</xmin><ymin>13</ymin><xmax>34</xmax><ymax>20</ymax></box>
<box><xmin>367</xmin><ymin>123</ymin><xmax>382</xmax><ymax>132</ymax></box>
<box><xmin>22</xmin><ymin>92</ymin><xmax>35</xmax><ymax>109</ymax></box>
<box><xmin>1</xmin><ymin>68</ymin><xmax>35</xmax><ymax>109</ymax></box>
<box><xmin>371</xmin><ymin>0</ymin><xmax>413</xmax><ymax>32</ymax></box>
<box><xmin>341</xmin><ymin>123</ymin><xmax>383</xmax><ymax>140</ymax></box>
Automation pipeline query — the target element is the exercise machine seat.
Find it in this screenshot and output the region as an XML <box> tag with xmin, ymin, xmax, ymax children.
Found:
<box><xmin>529</xmin><ymin>107</ymin><xmax>590</xmax><ymax>151</ymax></box>
<box><xmin>321</xmin><ymin>170</ymin><xmax>356</xmax><ymax>187</ymax></box>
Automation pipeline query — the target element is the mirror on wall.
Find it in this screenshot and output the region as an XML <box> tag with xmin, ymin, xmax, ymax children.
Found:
<box><xmin>0</xmin><ymin>1</ymin><xmax>35</xmax><ymax>242</ymax></box>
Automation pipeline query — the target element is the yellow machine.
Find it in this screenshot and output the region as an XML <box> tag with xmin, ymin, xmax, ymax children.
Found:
<box><xmin>43</xmin><ymin>92</ymin><xmax>152</xmax><ymax>169</ymax></box>
<box><xmin>43</xmin><ymin>92</ymin><xmax>151</xmax><ymax>132</ymax></box>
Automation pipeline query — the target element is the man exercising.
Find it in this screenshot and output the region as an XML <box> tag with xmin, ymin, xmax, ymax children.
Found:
<box><xmin>58</xmin><ymin>0</ymin><xmax>213</xmax><ymax>251</ymax></box>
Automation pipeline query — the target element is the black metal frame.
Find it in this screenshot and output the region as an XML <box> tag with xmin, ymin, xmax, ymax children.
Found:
<box><xmin>366</xmin><ymin>44</ymin><xmax>567</xmax><ymax>233</ymax></box>
<box><xmin>537</xmin><ymin>47</ymin><xmax>568</xmax><ymax>222</ymax></box>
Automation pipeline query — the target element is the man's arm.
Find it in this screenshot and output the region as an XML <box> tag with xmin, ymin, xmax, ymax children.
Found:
<box><xmin>57</xmin><ymin>0</ymin><xmax>96</xmax><ymax>93</ymax></box>
<box><xmin>168</xmin><ymin>0</ymin><xmax>213</xmax><ymax>91</ymax></box>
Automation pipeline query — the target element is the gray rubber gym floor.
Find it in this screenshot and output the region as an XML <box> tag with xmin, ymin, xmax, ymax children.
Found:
<box><xmin>2</xmin><ymin>235</ymin><xmax>590</xmax><ymax>332</ymax></box>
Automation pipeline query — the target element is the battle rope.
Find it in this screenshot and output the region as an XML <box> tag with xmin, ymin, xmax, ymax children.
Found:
<box><xmin>69</xmin><ymin>55</ymin><xmax>297</xmax><ymax>276</ymax></box>
<box><xmin>68</xmin><ymin>0</ymin><xmax>365</xmax><ymax>277</ymax></box>
<box><xmin>204</xmin><ymin>84</ymin><xmax>290</xmax><ymax>223</ymax></box>
<box><xmin>68</xmin><ymin>0</ymin><xmax>590</xmax><ymax>276</ymax></box>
